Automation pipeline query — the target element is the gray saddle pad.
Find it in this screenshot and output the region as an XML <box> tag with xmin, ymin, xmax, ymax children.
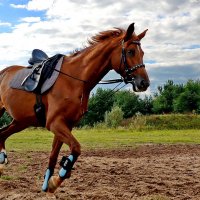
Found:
<box><xmin>10</xmin><ymin>56</ymin><xmax>64</xmax><ymax>94</ymax></box>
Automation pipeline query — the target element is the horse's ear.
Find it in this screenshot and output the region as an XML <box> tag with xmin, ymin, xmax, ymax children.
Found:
<box><xmin>124</xmin><ymin>23</ymin><xmax>135</xmax><ymax>42</ymax></box>
<box><xmin>138</xmin><ymin>29</ymin><xmax>148</xmax><ymax>40</ymax></box>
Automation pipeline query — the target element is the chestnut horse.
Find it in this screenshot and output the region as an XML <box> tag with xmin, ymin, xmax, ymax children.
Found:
<box><xmin>0</xmin><ymin>23</ymin><xmax>149</xmax><ymax>193</ymax></box>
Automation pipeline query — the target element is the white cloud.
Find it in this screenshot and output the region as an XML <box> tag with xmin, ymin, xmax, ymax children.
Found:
<box><xmin>0</xmin><ymin>21</ymin><xmax>11</xmax><ymax>27</ymax></box>
<box><xmin>10</xmin><ymin>4</ymin><xmax>26</xmax><ymax>9</ymax></box>
<box><xmin>20</xmin><ymin>17</ymin><xmax>41</xmax><ymax>23</ymax></box>
<box><xmin>26</xmin><ymin>0</ymin><xmax>54</xmax><ymax>11</ymax></box>
<box><xmin>10</xmin><ymin>0</ymin><xmax>54</xmax><ymax>11</ymax></box>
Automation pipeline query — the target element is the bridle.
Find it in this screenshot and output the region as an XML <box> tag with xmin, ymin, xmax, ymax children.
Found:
<box><xmin>120</xmin><ymin>40</ymin><xmax>145</xmax><ymax>84</ymax></box>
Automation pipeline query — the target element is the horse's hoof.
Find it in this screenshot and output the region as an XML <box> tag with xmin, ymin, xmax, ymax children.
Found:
<box><xmin>0</xmin><ymin>164</ymin><xmax>5</xmax><ymax>176</ymax></box>
<box><xmin>47</xmin><ymin>176</ymin><xmax>62</xmax><ymax>193</ymax></box>
<box><xmin>46</xmin><ymin>192</ymin><xmax>56</xmax><ymax>199</ymax></box>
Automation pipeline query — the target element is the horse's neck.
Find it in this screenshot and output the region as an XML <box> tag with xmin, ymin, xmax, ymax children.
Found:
<box><xmin>79</xmin><ymin>42</ymin><xmax>116</xmax><ymax>90</ymax></box>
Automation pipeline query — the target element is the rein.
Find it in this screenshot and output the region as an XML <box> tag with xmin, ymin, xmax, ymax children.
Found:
<box><xmin>54</xmin><ymin>68</ymin><xmax>88</xmax><ymax>83</ymax></box>
<box><xmin>98</xmin><ymin>78</ymin><xmax>123</xmax><ymax>84</ymax></box>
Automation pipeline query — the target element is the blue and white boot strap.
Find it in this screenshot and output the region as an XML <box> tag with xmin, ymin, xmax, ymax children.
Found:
<box><xmin>42</xmin><ymin>168</ymin><xmax>53</xmax><ymax>192</ymax></box>
<box><xmin>0</xmin><ymin>152</ymin><xmax>7</xmax><ymax>164</ymax></box>
<box><xmin>59</xmin><ymin>155</ymin><xmax>74</xmax><ymax>179</ymax></box>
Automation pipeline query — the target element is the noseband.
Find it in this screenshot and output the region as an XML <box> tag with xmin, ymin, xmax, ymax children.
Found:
<box><xmin>121</xmin><ymin>40</ymin><xmax>145</xmax><ymax>84</ymax></box>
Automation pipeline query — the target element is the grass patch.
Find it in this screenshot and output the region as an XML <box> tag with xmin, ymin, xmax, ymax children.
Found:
<box><xmin>6</xmin><ymin>128</ymin><xmax>53</xmax><ymax>151</ymax></box>
<box><xmin>18</xmin><ymin>165</ymin><xmax>28</xmax><ymax>172</ymax></box>
<box><xmin>0</xmin><ymin>175</ymin><xmax>15</xmax><ymax>181</ymax></box>
<box><xmin>5</xmin><ymin>128</ymin><xmax>200</xmax><ymax>152</ymax></box>
<box><xmin>74</xmin><ymin>129</ymin><xmax>200</xmax><ymax>148</ymax></box>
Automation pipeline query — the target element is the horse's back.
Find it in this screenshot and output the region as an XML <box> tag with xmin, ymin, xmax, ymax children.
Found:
<box><xmin>0</xmin><ymin>65</ymin><xmax>37</xmax><ymax>122</ymax></box>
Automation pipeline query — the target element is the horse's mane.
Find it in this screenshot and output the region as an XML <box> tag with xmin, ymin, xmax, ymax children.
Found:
<box><xmin>88</xmin><ymin>28</ymin><xmax>125</xmax><ymax>45</ymax></box>
<box><xmin>70</xmin><ymin>28</ymin><xmax>125</xmax><ymax>57</ymax></box>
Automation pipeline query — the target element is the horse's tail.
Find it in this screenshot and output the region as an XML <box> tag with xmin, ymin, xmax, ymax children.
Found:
<box><xmin>0</xmin><ymin>66</ymin><xmax>12</xmax><ymax>101</ymax></box>
<box><xmin>0</xmin><ymin>67</ymin><xmax>9</xmax><ymax>108</ymax></box>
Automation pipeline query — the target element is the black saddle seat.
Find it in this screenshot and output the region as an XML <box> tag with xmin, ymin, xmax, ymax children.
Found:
<box><xmin>28</xmin><ymin>49</ymin><xmax>49</xmax><ymax>65</ymax></box>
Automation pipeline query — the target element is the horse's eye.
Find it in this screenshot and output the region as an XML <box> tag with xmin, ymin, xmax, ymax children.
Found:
<box><xmin>127</xmin><ymin>49</ymin><xmax>135</xmax><ymax>56</ymax></box>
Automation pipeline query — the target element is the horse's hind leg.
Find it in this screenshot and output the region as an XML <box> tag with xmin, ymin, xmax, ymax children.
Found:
<box><xmin>0</xmin><ymin>102</ymin><xmax>6</xmax><ymax>173</ymax></box>
<box><xmin>0</xmin><ymin>120</ymin><xmax>28</xmax><ymax>175</ymax></box>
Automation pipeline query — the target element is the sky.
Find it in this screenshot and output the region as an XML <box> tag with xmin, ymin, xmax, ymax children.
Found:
<box><xmin>0</xmin><ymin>0</ymin><xmax>200</xmax><ymax>96</ymax></box>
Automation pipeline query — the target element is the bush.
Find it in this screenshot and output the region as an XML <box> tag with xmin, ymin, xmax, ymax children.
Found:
<box><xmin>128</xmin><ymin>113</ymin><xmax>147</xmax><ymax>131</ymax></box>
<box><xmin>93</xmin><ymin>122</ymin><xmax>107</xmax><ymax>129</ymax></box>
<box><xmin>145</xmin><ymin>114</ymin><xmax>200</xmax><ymax>130</ymax></box>
<box><xmin>105</xmin><ymin>106</ymin><xmax>124</xmax><ymax>128</ymax></box>
<box><xmin>121</xmin><ymin>114</ymin><xmax>200</xmax><ymax>130</ymax></box>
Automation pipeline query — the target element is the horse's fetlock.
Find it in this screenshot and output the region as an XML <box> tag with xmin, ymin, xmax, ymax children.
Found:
<box><xmin>71</xmin><ymin>142</ymin><xmax>81</xmax><ymax>157</ymax></box>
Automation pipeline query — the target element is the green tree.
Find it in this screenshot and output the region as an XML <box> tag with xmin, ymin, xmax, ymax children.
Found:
<box><xmin>139</xmin><ymin>95</ymin><xmax>153</xmax><ymax>114</ymax></box>
<box><xmin>114</xmin><ymin>90</ymin><xmax>141</xmax><ymax>118</ymax></box>
<box><xmin>173</xmin><ymin>80</ymin><xmax>200</xmax><ymax>113</ymax></box>
<box><xmin>152</xmin><ymin>80</ymin><xmax>183</xmax><ymax>114</ymax></box>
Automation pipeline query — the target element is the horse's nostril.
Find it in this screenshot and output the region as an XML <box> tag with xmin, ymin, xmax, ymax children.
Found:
<box><xmin>141</xmin><ymin>80</ymin><xmax>150</xmax><ymax>88</ymax></box>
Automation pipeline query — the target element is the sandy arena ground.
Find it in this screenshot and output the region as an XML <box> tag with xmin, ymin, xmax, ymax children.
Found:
<box><xmin>1</xmin><ymin>144</ymin><xmax>200</xmax><ymax>200</ymax></box>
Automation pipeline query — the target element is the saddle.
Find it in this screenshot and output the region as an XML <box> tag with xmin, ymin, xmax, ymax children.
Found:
<box><xmin>22</xmin><ymin>49</ymin><xmax>64</xmax><ymax>94</ymax></box>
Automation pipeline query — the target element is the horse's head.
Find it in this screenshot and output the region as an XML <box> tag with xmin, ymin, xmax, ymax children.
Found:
<box><xmin>111</xmin><ymin>23</ymin><xmax>150</xmax><ymax>92</ymax></box>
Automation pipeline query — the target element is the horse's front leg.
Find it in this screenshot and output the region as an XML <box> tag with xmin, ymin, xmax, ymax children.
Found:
<box><xmin>45</xmin><ymin>118</ymin><xmax>81</xmax><ymax>193</ymax></box>
<box><xmin>42</xmin><ymin>135</ymin><xmax>63</xmax><ymax>192</ymax></box>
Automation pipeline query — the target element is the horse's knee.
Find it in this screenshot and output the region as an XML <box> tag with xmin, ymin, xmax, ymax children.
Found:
<box><xmin>49</xmin><ymin>120</ymin><xmax>81</xmax><ymax>156</ymax></box>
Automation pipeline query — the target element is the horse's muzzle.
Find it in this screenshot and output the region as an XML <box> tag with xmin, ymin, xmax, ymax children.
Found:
<box><xmin>132</xmin><ymin>76</ymin><xmax>150</xmax><ymax>92</ymax></box>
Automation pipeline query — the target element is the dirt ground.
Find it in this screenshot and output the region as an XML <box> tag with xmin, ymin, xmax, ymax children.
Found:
<box><xmin>1</xmin><ymin>144</ymin><xmax>200</xmax><ymax>200</ymax></box>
